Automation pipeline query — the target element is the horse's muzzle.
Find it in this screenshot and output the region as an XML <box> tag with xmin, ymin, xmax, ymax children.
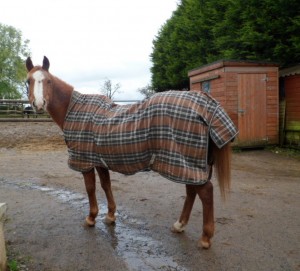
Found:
<box><xmin>32</xmin><ymin>99</ymin><xmax>46</xmax><ymax>113</ymax></box>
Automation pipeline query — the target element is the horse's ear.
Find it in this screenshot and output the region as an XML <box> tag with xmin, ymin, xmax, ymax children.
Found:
<box><xmin>42</xmin><ymin>56</ymin><xmax>50</xmax><ymax>71</ymax></box>
<box><xmin>26</xmin><ymin>57</ymin><xmax>34</xmax><ymax>72</ymax></box>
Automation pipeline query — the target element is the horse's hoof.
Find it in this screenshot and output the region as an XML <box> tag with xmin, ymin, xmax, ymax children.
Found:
<box><xmin>104</xmin><ymin>214</ymin><xmax>116</xmax><ymax>224</ymax></box>
<box><xmin>198</xmin><ymin>237</ymin><xmax>211</xmax><ymax>249</ymax></box>
<box><xmin>85</xmin><ymin>216</ymin><xmax>96</xmax><ymax>227</ymax></box>
<box><xmin>171</xmin><ymin>220</ymin><xmax>185</xmax><ymax>233</ymax></box>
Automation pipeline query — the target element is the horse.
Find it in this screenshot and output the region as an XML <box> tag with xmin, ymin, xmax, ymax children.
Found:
<box><xmin>25</xmin><ymin>56</ymin><xmax>238</xmax><ymax>249</ymax></box>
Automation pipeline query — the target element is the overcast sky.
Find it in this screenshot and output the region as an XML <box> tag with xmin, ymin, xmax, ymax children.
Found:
<box><xmin>1</xmin><ymin>0</ymin><xmax>178</xmax><ymax>100</ymax></box>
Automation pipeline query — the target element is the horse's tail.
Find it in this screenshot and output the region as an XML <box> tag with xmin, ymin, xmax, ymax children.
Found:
<box><xmin>211</xmin><ymin>141</ymin><xmax>232</xmax><ymax>200</ymax></box>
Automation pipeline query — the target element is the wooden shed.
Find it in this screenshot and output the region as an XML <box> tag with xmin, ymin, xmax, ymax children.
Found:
<box><xmin>279</xmin><ymin>65</ymin><xmax>300</xmax><ymax>148</ymax></box>
<box><xmin>188</xmin><ymin>60</ymin><xmax>279</xmax><ymax>147</ymax></box>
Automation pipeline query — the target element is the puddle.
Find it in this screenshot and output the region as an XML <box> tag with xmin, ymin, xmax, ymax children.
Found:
<box><xmin>1</xmin><ymin>179</ymin><xmax>187</xmax><ymax>271</ymax></box>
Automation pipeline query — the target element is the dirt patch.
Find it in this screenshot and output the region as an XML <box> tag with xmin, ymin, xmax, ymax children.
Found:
<box><xmin>0</xmin><ymin>122</ymin><xmax>299</xmax><ymax>271</ymax></box>
<box><xmin>0</xmin><ymin>122</ymin><xmax>65</xmax><ymax>151</ymax></box>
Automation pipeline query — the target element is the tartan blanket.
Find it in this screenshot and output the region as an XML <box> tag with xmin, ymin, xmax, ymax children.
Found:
<box><xmin>63</xmin><ymin>90</ymin><xmax>238</xmax><ymax>185</ymax></box>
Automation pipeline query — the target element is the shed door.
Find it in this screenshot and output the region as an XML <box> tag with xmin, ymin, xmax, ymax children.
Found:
<box><xmin>238</xmin><ymin>73</ymin><xmax>267</xmax><ymax>144</ymax></box>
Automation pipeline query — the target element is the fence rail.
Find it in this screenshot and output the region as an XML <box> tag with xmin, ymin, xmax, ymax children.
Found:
<box><xmin>0</xmin><ymin>99</ymin><xmax>141</xmax><ymax>122</ymax></box>
<box><xmin>0</xmin><ymin>99</ymin><xmax>50</xmax><ymax>121</ymax></box>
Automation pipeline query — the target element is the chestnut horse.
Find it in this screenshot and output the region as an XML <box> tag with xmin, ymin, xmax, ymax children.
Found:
<box><xmin>26</xmin><ymin>56</ymin><xmax>237</xmax><ymax>249</ymax></box>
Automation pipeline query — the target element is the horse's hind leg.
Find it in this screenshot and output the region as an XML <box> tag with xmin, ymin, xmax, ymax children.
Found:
<box><xmin>196</xmin><ymin>180</ymin><xmax>214</xmax><ymax>249</ymax></box>
<box><xmin>96</xmin><ymin>167</ymin><xmax>116</xmax><ymax>224</ymax></box>
<box><xmin>83</xmin><ymin>169</ymin><xmax>99</xmax><ymax>226</ymax></box>
<box><xmin>172</xmin><ymin>184</ymin><xmax>197</xmax><ymax>233</ymax></box>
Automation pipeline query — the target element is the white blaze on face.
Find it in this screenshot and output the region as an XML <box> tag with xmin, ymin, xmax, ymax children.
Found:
<box><xmin>32</xmin><ymin>70</ymin><xmax>46</xmax><ymax>109</ymax></box>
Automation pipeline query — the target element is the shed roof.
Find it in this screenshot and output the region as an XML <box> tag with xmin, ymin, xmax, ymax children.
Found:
<box><xmin>188</xmin><ymin>59</ymin><xmax>278</xmax><ymax>77</ymax></box>
<box><xmin>279</xmin><ymin>64</ymin><xmax>300</xmax><ymax>77</ymax></box>
<box><xmin>188</xmin><ymin>59</ymin><xmax>279</xmax><ymax>77</ymax></box>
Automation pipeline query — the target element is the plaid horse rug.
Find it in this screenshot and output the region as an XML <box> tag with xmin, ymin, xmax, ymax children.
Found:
<box><xmin>63</xmin><ymin>90</ymin><xmax>238</xmax><ymax>185</ymax></box>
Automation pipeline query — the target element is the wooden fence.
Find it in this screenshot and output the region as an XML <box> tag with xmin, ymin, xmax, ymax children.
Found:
<box><xmin>0</xmin><ymin>99</ymin><xmax>50</xmax><ymax>122</ymax></box>
<box><xmin>0</xmin><ymin>99</ymin><xmax>141</xmax><ymax>122</ymax></box>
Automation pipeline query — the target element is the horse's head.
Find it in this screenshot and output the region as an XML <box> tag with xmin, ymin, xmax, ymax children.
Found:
<box><xmin>26</xmin><ymin>56</ymin><xmax>51</xmax><ymax>112</ymax></box>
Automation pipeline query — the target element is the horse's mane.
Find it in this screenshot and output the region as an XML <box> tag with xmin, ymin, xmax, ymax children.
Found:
<box><xmin>50</xmin><ymin>73</ymin><xmax>74</xmax><ymax>92</ymax></box>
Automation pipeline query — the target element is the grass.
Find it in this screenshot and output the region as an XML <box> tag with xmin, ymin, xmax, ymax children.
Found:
<box><xmin>267</xmin><ymin>146</ymin><xmax>300</xmax><ymax>160</ymax></box>
<box><xmin>5</xmin><ymin>247</ymin><xmax>32</xmax><ymax>271</ymax></box>
<box><xmin>7</xmin><ymin>259</ymin><xmax>19</xmax><ymax>271</ymax></box>
<box><xmin>233</xmin><ymin>145</ymin><xmax>300</xmax><ymax>160</ymax></box>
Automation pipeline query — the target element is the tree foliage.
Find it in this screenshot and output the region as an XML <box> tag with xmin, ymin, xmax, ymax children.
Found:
<box><xmin>0</xmin><ymin>24</ymin><xmax>30</xmax><ymax>99</ymax></box>
<box><xmin>151</xmin><ymin>0</ymin><xmax>300</xmax><ymax>91</ymax></box>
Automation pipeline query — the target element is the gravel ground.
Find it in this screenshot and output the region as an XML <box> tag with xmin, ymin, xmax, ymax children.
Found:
<box><xmin>0</xmin><ymin>121</ymin><xmax>299</xmax><ymax>271</ymax></box>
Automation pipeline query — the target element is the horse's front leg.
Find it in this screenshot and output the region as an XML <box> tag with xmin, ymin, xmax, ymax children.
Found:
<box><xmin>196</xmin><ymin>180</ymin><xmax>214</xmax><ymax>249</ymax></box>
<box><xmin>96</xmin><ymin>167</ymin><xmax>116</xmax><ymax>224</ymax></box>
<box><xmin>83</xmin><ymin>169</ymin><xmax>99</xmax><ymax>226</ymax></box>
<box><xmin>172</xmin><ymin>184</ymin><xmax>197</xmax><ymax>233</ymax></box>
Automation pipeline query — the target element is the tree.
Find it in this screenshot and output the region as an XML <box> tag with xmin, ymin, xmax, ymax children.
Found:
<box><xmin>0</xmin><ymin>24</ymin><xmax>31</xmax><ymax>99</ymax></box>
<box><xmin>99</xmin><ymin>78</ymin><xmax>121</xmax><ymax>99</ymax></box>
<box><xmin>151</xmin><ymin>0</ymin><xmax>221</xmax><ymax>91</ymax></box>
<box><xmin>151</xmin><ymin>1</ymin><xmax>191</xmax><ymax>92</ymax></box>
<box><xmin>137</xmin><ymin>84</ymin><xmax>156</xmax><ymax>99</ymax></box>
<box><xmin>212</xmin><ymin>0</ymin><xmax>300</xmax><ymax>66</ymax></box>
<box><xmin>151</xmin><ymin>0</ymin><xmax>300</xmax><ymax>91</ymax></box>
